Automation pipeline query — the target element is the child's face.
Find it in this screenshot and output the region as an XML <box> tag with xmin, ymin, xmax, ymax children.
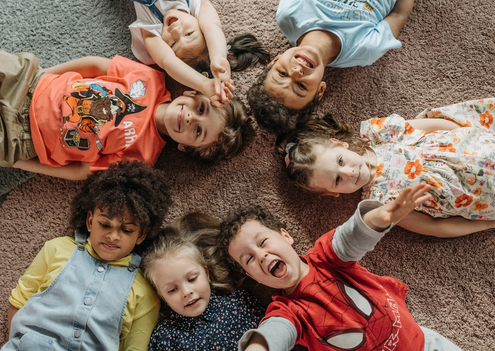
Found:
<box><xmin>310</xmin><ymin>142</ymin><xmax>372</xmax><ymax>196</ymax></box>
<box><xmin>153</xmin><ymin>251</ymin><xmax>211</xmax><ymax>317</ymax></box>
<box><xmin>228</xmin><ymin>220</ymin><xmax>305</xmax><ymax>294</ymax></box>
<box><xmin>162</xmin><ymin>9</ymin><xmax>206</xmax><ymax>60</ymax></box>
<box><xmin>86</xmin><ymin>208</ymin><xmax>145</xmax><ymax>262</ymax></box>
<box><xmin>163</xmin><ymin>93</ymin><xmax>225</xmax><ymax>149</ymax></box>
<box><xmin>264</xmin><ymin>46</ymin><xmax>327</xmax><ymax>110</ymax></box>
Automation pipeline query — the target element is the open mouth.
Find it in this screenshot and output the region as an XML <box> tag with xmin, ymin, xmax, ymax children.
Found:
<box><xmin>295</xmin><ymin>53</ymin><xmax>315</xmax><ymax>69</ymax></box>
<box><xmin>166</xmin><ymin>16</ymin><xmax>178</xmax><ymax>27</ymax></box>
<box><xmin>185</xmin><ymin>298</ymin><xmax>200</xmax><ymax>307</ymax></box>
<box><xmin>356</xmin><ymin>167</ymin><xmax>361</xmax><ymax>184</ymax></box>
<box><xmin>177</xmin><ymin>106</ymin><xmax>183</xmax><ymax>131</ymax></box>
<box><xmin>269</xmin><ymin>259</ymin><xmax>287</xmax><ymax>278</ymax></box>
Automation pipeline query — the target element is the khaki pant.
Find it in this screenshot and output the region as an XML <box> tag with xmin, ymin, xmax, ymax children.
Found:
<box><xmin>0</xmin><ymin>50</ymin><xmax>45</xmax><ymax>167</ymax></box>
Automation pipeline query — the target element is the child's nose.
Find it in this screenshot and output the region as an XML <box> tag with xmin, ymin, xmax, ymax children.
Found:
<box><xmin>182</xmin><ymin>286</ymin><xmax>193</xmax><ymax>297</ymax></box>
<box><xmin>107</xmin><ymin>229</ymin><xmax>121</xmax><ymax>241</ymax></box>
<box><xmin>290</xmin><ymin>65</ymin><xmax>303</xmax><ymax>76</ymax></box>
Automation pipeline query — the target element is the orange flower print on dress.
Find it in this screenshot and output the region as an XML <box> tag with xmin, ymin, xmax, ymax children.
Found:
<box><xmin>463</xmin><ymin>150</ymin><xmax>478</xmax><ymax>155</ymax></box>
<box><xmin>438</xmin><ymin>143</ymin><xmax>456</xmax><ymax>153</ymax></box>
<box><xmin>370</xmin><ymin>117</ymin><xmax>385</xmax><ymax>130</ymax></box>
<box><xmin>426</xmin><ymin>110</ymin><xmax>442</xmax><ymax>118</ymax></box>
<box><xmin>488</xmin><ymin>100</ymin><xmax>495</xmax><ymax>110</ymax></box>
<box><xmin>472</xmin><ymin>201</ymin><xmax>489</xmax><ymax>211</ymax></box>
<box><xmin>472</xmin><ymin>187</ymin><xmax>482</xmax><ymax>196</ymax></box>
<box><xmin>479</xmin><ymin>111</ymin><xmax>493</xmax><ymax>128</ymax></box>
<box><xmin>455</xmin><ymin>194</ymin><xmax>473</xmax><ymax>208</ymax></box>
<box><xmin>404</xmin><ymin>123</ymin><xmax>415</xmax><ymax>135</ymax></box>
<box><xmin>427</xmin><ymin>177</ymin><xmax>443</xmax><ymax>189</ymax></box>
<box><xmin>375</xmin><ymin>163</ymin><xmax>384</xmax><ymax>178</ymax></box>
<box><xmin>465</xmin><ymin>173</ymin><xmax>476</xmax><ymax>185</ymax></box>
<box><xmin>404</xmin><ymin>159</ymin><xmax>423</xmax><ymax>180</ymax></box>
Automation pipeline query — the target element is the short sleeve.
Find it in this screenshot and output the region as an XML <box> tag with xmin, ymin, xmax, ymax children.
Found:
<box><xmin>129</xmin><ymin>2</ymin><xmax>164</xmax><ymax>65</ymax></box>
<box><xmin>360</xmin><ymin>114</ymin><xmax>426</xmax><ymax>147</ymax></box>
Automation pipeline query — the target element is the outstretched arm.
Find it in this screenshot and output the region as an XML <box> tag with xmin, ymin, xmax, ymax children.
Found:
<box><xmin>363</xmin><ymin>183</ymin><xmax>432</xmax><ymax>231</ymax></box>
<box><xmin>398</xmin><ymin>210</ymin><xmax>495</xmax><ymax>237</ymax></box>
<box><xmin>13</xmin><ymin>158</ymin><xmax>91</xmax><ymax>180</ymax></box>
<box><xmin>7</xmin><ymin>303</ymin><xmax>19</xmax><ymax>336</ymax></box>
<box><xmin>407</xmin><ymin>118</ymin><xmax>461</xmax><ymax>133</ymax></box>
<box><xmin>384</xmin><ymin>0</ymin><xmax>415</xmax><ymax>38</ymax></box>
<box><xmin>44</xmin><ymin>56</ymin><xmax>111</xmax><ymax>77</ymax></box>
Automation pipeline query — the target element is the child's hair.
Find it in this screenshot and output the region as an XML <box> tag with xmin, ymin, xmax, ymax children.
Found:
<box><xmin>278</xmin><ymin>114</ymin><xmax>365</xmax><ymax>193</ymax></box>
<box><xmin>189</xmin><ymin>34</ymin><xmax>270</xmax><ymax>74</ymax></box>
<box><xmin>69</xmin><ymin>160</ymin><xmax>170</xmax><ymax>247</ymax></box>
<box><xmin>143</xmin><ymin>212</ymin><xmax>239</xmax><ymax>301</ymax></box>
<box><xmin>182</xmin><ymin>97</ymin><xmax>254</xmax><ymax>162</ymax></box>
<box><xmin>246</xmin><ymin>66</ymin><xmax>322</xmax><ymax>135</ymax></box>
<box><xmin>219</xmin><ymin>206</ymin><xmax>284</xmax><ymax>276</ymax></box>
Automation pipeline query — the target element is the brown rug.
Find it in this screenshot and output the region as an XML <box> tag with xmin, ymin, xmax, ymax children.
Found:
<box><xmin>1</xmin><ymin>0</ymin><xmax>494</xmax><ymax>349</ymax></box>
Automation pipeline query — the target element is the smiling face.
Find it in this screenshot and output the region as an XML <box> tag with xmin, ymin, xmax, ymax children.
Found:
<box><xmin>152</xmin><ymin>250</ymin><xmax>211</xmax><ymax>317</ymax></box>
<box><xmin>309</xmin><ymin>143</ymin><xmax>373</xmax><ymax>196</ymax></box>
<box><xmin>264</xmin><ymin>46</ymin><xmax>327</xmax><ymax>110</ymax></box>
<box><xmin>162</xmin><ymin>93</ymin><xmax>225</xmax><ymax>148</ymax></box>
<box><xmin>228</xmin><ymin>220</ymin><xmax>308</xmax><ymax>294</ymax></box>
<box><xmin>86</xmin><ymin>208</ymin><xmax>145</xmax><ymax>262</ymax></box>
<box><xmin>162</xmin><ymin>9</ymin><xmax>207</xmax><ymax>61</ymax></box>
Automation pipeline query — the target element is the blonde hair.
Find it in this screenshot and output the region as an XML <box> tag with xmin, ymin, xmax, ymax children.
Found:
<box><xmin>279</xmin><ymin>114</ymin><xmax>365</xmax><ymax>193</ymax></box>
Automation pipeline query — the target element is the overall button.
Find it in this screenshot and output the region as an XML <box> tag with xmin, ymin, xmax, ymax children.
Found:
<box><xmin>74</xmin><ymin>330</ymin><xmax>81</xmax><ymax>338</ymax></box>
<box><xmin>97</xmin><ymin>266</ymin><xmax>105</xmax><ymax>272</ymax></box>
<box><xmin>84</xmin><ymin>297</ymin><xmax>92</xmax><ymax>306</ymax></box>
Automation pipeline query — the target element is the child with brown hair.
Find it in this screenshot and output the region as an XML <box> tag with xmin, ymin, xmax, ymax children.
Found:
<box><xmin>4</xmin><ymin>160</ymin><xmax>171</xmax><ymax>350</ymax></box>
<box><xmin>142</xmin><ymin>212</ymin><xmax>265</xmax><ymax>350</ymax></box>
<box><xmin>220</xmin><ymin>184</ymin><xmax>461</xmax><ymax>351</ymax></box>
<box><xmin>0</xmin><ymin>50</ymin><xmax>252</xmax><ymax>180</ymax></box>
<box><xmin>281</xmin><ymin>98</ymin><xmax>495</xmax><ymax>237</ymax></box>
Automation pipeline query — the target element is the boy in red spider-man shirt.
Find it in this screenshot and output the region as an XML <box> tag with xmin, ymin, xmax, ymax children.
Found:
<box><xmin>220</xmin><ymin>184</ymin><xmax>461</xmax><ymax>351</ymax></box>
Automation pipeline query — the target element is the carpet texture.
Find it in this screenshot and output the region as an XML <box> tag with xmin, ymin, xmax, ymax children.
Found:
<box><xmin>1</xmin><ymin>0</ymin><xmax>494</xmax><ymax>349</ymax></box>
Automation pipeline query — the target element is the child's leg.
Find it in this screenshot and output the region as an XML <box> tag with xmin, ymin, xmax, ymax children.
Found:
<box><xmin>421</xmin><ymin>326</ymin><xmax>462</xmax><ymax>351</ymax></box>
<box><xmin>0</xmin><ymin>51</ymin><xmax>44</xmax><ymax>167</ymax></box>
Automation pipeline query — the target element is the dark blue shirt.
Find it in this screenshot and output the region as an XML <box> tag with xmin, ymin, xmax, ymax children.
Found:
<box><xmin>148</xmin><ymin>289</ymin><xmax>265</xmax><ymax>350</ymax></box>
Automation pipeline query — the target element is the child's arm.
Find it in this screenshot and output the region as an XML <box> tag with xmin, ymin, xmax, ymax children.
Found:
<box><xmin>384</xmin><ymin>0</ymin><xmax>415</xmax><ymax>38</ymax></box>
<box><xmin>197</xmin><ymin>0</ymin><xmax>232</xmax><ymax>95</ymax></box>
<box><xmin>363</xmin><ymin>183</ymin><xmax>432</xmax><ymax>231</ymax></box>
<box><xmin>240</xmin><ymin>317</ymin><xmax>297</xmax><ymax>351</ymax></box>
<box><xmin>142</xmin><ymin>30</ymin><xmax>229</xmax><ymax>107</ymax></box>
<box><xmin>398</xmin><ymin>211</ymin><xmax>495</xmax><ymax>237</ymax></box>
<box><xmin>13</xmin><ymin>158</ymin><xmax>91</xmax><ymax>180</ymax></box>
<box><xmin>44</xmin><ymin>56</ymin><xmax>111</xmax><ymax>77</ymax></box>
<box><xmin>407</xmin><ymin>118</ymin><xmax>461</xmax><ymax>133</ymax></box>
<box><xmin>7</xmin><ymin>303</ymin><xmax>19</xmax><ymax>336</ymax></box>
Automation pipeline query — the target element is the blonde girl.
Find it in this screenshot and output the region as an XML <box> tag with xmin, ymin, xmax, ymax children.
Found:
<box><xmin>142</xmin><ymin>212</ymin><xmax>265</xmax><ymax>350</ymax></box>
<box><xmin>282</xmin><ymin>98</ymin><xmax>495</xmax><ymax>237</ymax></box>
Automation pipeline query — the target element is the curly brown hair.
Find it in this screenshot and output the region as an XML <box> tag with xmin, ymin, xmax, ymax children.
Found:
<box><xmin>219</xmin><ymin>206</ymin><xmax>284</xmax><ymax>276</ymax></box>
<box><xmin>182</xmin><ymin>97</ymin><xmax>254</xmax><ymax>162</ymax></box>
<box><xmin>246</xmin><ymin>66</ymin><xmax>322</xmax><ymax>135</ymax></box>
<box><xmin>278</xmin><ymin>114</ymin><xmax>365</xmax><ymax>193</ymax></box>
<box><xmin>69</xmin><ymin>161</ymin><xmax>170</xmax><ymax>251</ymax></box>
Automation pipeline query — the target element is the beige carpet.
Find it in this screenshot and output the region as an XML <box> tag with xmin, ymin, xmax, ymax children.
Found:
<box><xmin>1</xmin><ymin>0</ymin><xmax>494</xmax><ymax>349</ymax></box>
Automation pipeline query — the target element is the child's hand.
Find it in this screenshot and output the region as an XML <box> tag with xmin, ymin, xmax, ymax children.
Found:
<box><xmin>205</xmin><ymin>80</ymin><xmax>234</xmax><ymax>108</ymax></box>
<box><xmin>210</xmin><ymin>56</ymin><xmax>233</xmax><ymax>100</ymax></box>
<box><xmin>364</xmin><ymin>183</ymin><xmax>433</xmax><ymax>231</ymax></box>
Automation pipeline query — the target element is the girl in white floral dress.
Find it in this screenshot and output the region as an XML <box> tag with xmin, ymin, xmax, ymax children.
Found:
<box><xmin>281</xmin><ymin>98</ymin><xmax>495</xmax><ymax>237</ymax></box>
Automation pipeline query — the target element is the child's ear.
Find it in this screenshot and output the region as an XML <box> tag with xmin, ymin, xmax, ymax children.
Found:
<box><xmin>322</xmin><ymin>191</ymin><xmax>340</xmax><ymax>197</ymax></box>
<box><xmin>317</xmin><ymin>82</ymin><xmax>327</xmax><ymax>100</ymax></box>
<box><xmin>268</xmin><ymin>55</ymin><xmax>281</xmax><ymax>66</ymax></box>
<box><xmin>280</xmin><ymin>229</ymin><xmax>294</xmax><ymax>245</ymax></box>
<box><xmin>136</xmin><ymin>233</ymin><xmax>147</xmax><ymax>245</ymax></box>
<box><xmin>183</xmin><ymin>90</ymin><xmax>197</xmax><ymax>97</ymax></box>
<box><xmin>329</xmin><ymin>138</ymin><xmax>349</xmax><ymax>149</ymax></box>
<box><xmin>86</xmin><ymin>211</ymin><xmax>94</xmax><ymax>232</ymax></box>
<box><xmin>177</xmin><ymin>144</ymin><xmax>186</xmax><ymax>152</ymax></box>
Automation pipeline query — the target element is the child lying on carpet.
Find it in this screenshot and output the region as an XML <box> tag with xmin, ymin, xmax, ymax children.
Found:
<box><xmin>129</xmin><ymin>0</ymin><xmax>270</xmax><ymax>106</ymax></box>
<box><xmin>219</xmin><ymin>183</ymin><xmax>462</xmax><ymax>351</ymax></box>
<box><xmin>281</xmin><ymin>98</ymin><xmax>495</xmax><ymax>237</ymax></box>
<box><xmin>247</xmin><ymin>0</ymin><xmax>415</xmax><ymax>134</ymax></box>
<box><xmin>0</xmin><ymin>50</ymin><xmax>252</xmax><ymax>180</ymax></box>
<box><xmin>4</xmin><ymin>160</ymin><xmax>170</xmax><ymax>351</ymax></box>
<box><xmin>143</xmin><ymin>212</ymin><xmax>265</xmax><ymax>350</ymax></box>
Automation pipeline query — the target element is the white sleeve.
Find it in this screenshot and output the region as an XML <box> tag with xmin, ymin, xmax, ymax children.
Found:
<box><xmin>128</xmin><ymin>2</ymin><xmax>163</xmax><ymax>65</ymax></box>
<box><xmin>332</xmin><ymin>200</ymin><xmax>393</xmax><ymax>262</ymax></box>
<box><xmin>238</xmin><ymin>317</ymin><xmax>297</xmax><ymax>351</ymax></box>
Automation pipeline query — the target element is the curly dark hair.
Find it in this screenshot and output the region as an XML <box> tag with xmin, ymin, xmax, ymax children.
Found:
<box><xmin>219</xmin><ymin>206</ymin><xmax>284</xmax><ymax>276</ymax></box>
<box><xmin>246</xmin><ymin>66</ymin><xmax>322</xmax><ymax>135</ymax></box>
<box><xmin>182</xmin><ymin>98</ymin><xmax>255</xmax><ymax>162</ymax></box>
<box><xmin>69</xmin><ymin>161</ymin><xmax>171</xmax><ymax>248</ymax></box>
<box><xmin>278</xmin><ymin>113</ymin><xmax>365</xmax><ymax>193</ymax></box>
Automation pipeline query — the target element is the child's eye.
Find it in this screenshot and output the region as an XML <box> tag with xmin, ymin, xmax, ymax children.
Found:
<box><xmin>260</xmin><ymin>238</ymin><xmax>267</xmax><ymax>247</ymax></box>
<box><xmin>171</xmin><ymin>42</ymin><xmax>176</xmax><ymax>48</ymax></box>
<box><xmin>336</xmin><ymin>176</ymin><xmax>341</xmax><ymax>186</ymax></box>
<box><xmin>168</xmin><ymin>287</ymin><xmax>177</xmax><ymax>293</ymax></box>
<box><xmin>188</xmin><ymin>276</ymin><xmax>197</xmax><ymax>283</ymax></box>
<box><xmin>278</xmin><ymin>70</ymin><xmax>287</xmax><ymax>77</ymax></box>
<box><xmin>196</xmin><ymin>126</ymin><xmax>202</xmax><ymax>137</ymax></box>
<box><xmin>186</xmin><ymin>31</ymin><xmax>194</xmax><ymax>36</ymax></box>
<box><xmin>246</xmin><ymin>256</ymin><xmax>253</xmax><ymax>265</ymax></box>
<box><xmin>338</xmin><ymin>156</ymin><xmax>343</xmax><ymax>166</ymax></box>
<box><xmin>199</xmin><ymin>103</ymin><xmax>205</xmax><ymax>115</ymax></box>
<box><xmin>99</xmin><ymin>222</ymin><xmax>110</xmax><ymax>228</ymax></box>
<box><xmin>297</xmin><ymin>82</ymin><xmax>306</xmax><ymax>90</ymax></box>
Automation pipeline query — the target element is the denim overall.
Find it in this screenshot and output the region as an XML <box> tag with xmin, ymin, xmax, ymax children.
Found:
<box><xmin>3</xmin><ymin>231</ymin><xmax>141</xmax><ymax>351</ymax></box>
<box><xmin>131</xmin><ymin>0</ymin><xmax>190</xmax><ymax>22</ymax></box>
